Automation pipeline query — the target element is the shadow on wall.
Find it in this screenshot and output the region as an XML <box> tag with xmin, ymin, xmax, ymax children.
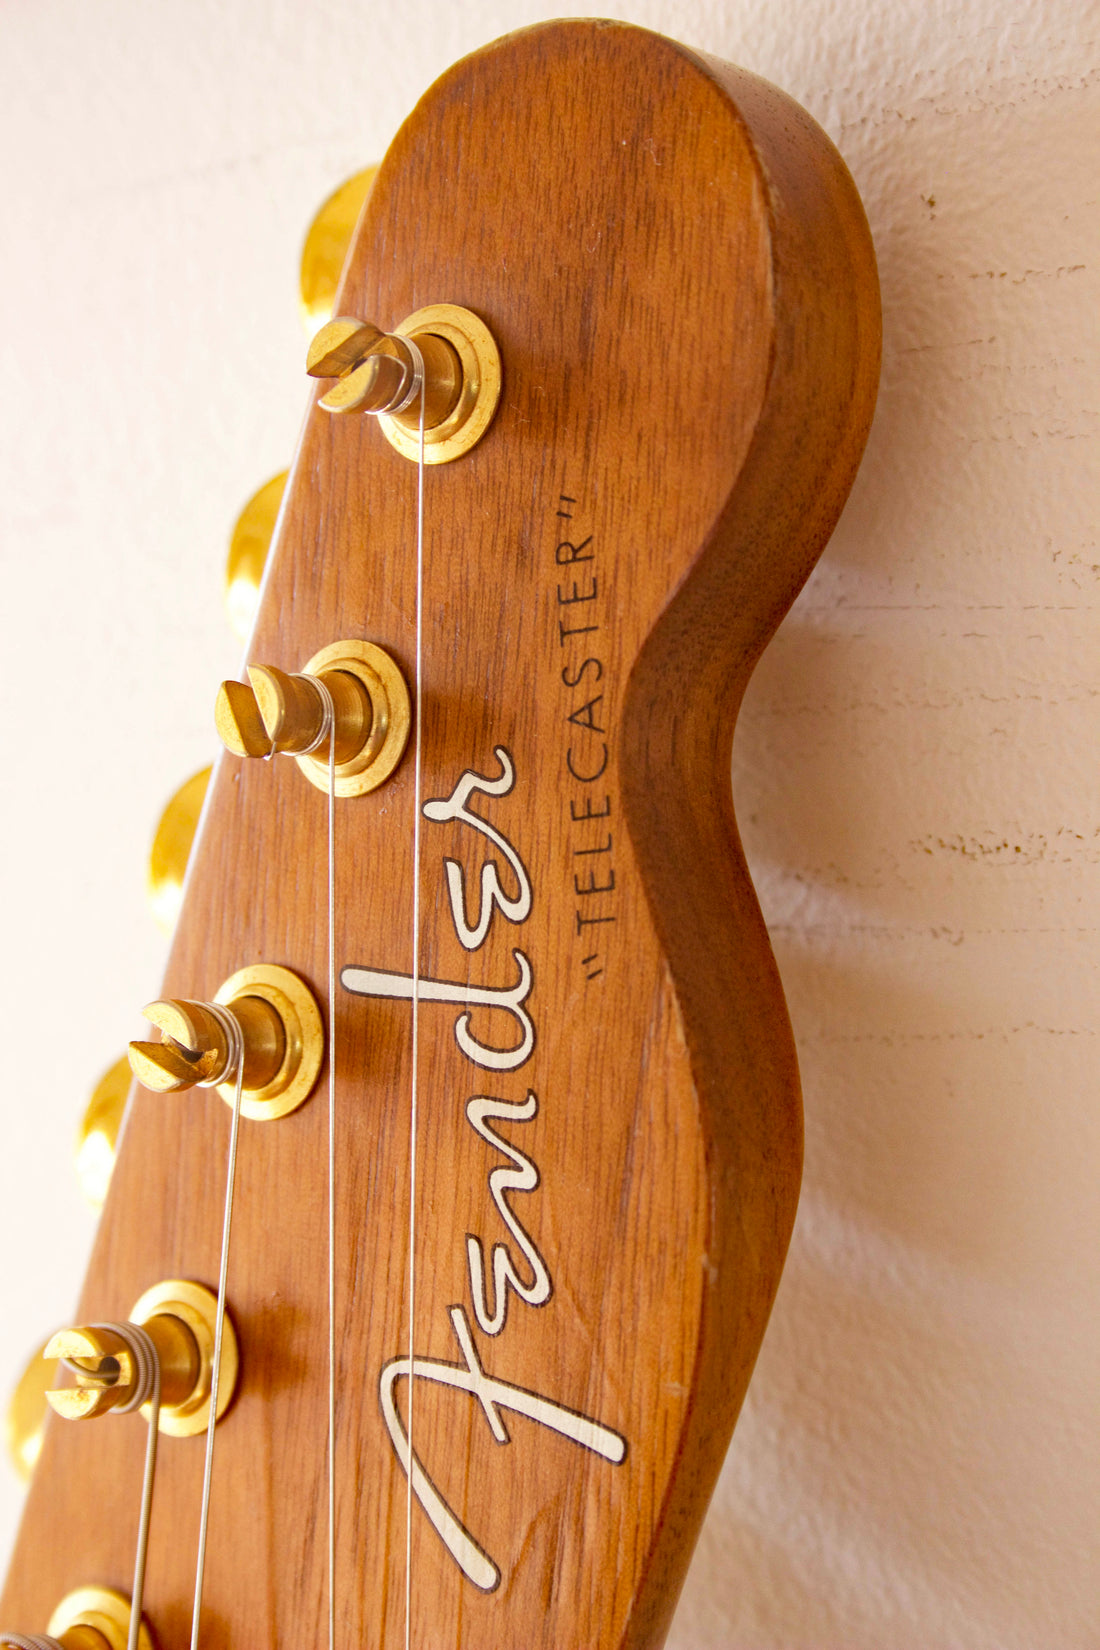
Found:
<box><xmin>669</xmin><ymin>24</ymin><xmax>1099</xmax><ymax>1644</ymax></box>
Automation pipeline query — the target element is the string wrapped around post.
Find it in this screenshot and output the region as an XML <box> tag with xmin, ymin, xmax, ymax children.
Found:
<box><xmin>192</xmin><ymin>1002</ymin><xmax>245</xmax><ymax>1091</ymax></box>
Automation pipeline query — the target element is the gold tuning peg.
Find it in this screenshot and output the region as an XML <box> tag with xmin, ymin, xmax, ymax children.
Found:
<box><xmin>215</xmin><ymin>663</ymin><xmax>371</xmax><ymax>762</ymax></box>
<box><xmin>128</xmin><ymin>963</ymin><xmax>323</xmax><ymax>1122</ymax></box>
<box><xmin>75</xmin><ymin>1055</ymin><xmax>131</xmax><ymax>1212</ymax></box>
<box><xmin>147</xmin><ymin>766</ymin><xmax>212</xmax><ymax>935</ymax></box>
<box><xmin>2</xmin><ymin>1585</ymin><xmax>154</xmax><ymax>1650</ymax></box>
<box><xmin>306</xmin><ymin>303</ymin><xmax>502</xmax><ymax>464</ymax></box>
<box><xmin>129</xmin><ymin>995</ymin><xmax>284</xmax><ymax>1094</ymax></box>
<box><xmin>299</xmin><ymin>166</ymin><xmax>379</xmax><ymax>334</ymax></box>
<box><xmin>307</xmin><ymin>314</ymin><xmax>463</xmax><ymax>425</ymax></box>
<box><xmin>215</xmin><ymin>639</ymin><xmax>411</xmax><ymax>798</ymax></box>
<box><xmin>46</xmin><ymin>1585</ymin><xmax>154</xmax><ymax>1650</ymax></box>
<box><xmin>5</xmin><ymin>1338</ymin><xmax>58</xmax><ymax>1483</ymax></box>
<box><xmin>225</xmin><ymin>472</ymin><xmax>287</xmax><ymax>641</ymax></box>
<box><xmin>43</xmin><ymin>1280</ymin><xmax>238</xmax><ymax>1438</ymax></box>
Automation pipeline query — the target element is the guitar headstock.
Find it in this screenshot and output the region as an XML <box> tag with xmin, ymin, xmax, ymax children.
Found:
<box><xmin>2</xmin><ymin>20</ymin><xmax>879</xmax><ymax>1650</ymax></box>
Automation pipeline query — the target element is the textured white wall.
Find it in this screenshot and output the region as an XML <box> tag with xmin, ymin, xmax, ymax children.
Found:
<box><xmin>0</xmin><ymin>1</ymin><xmax>1096</xmax><ymax>1645</ymax></box>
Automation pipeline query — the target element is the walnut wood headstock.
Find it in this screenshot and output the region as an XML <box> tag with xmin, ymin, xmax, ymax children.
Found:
<box><xmin>2</xmin><ymin>20</ymin><xmax>879</xmax><ymax>1650</ymax></box>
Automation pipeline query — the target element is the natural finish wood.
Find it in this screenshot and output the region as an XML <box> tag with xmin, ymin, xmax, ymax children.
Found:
<box><xmin>1</xmin><ymin>20</ymin><xmax>879</xmax><ymax>1650</ymax></box>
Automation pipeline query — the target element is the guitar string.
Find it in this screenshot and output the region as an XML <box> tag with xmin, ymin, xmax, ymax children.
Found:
<box><xmin>403</xmin><ymin>339</ymin><xmax>427</xmax><ymax>1650</ymax></box>
<box><xmin>189</xmin><ymin>1010</ymin><xmax>246</xmax><ymax>1650</ymax></box>
<box><xmin>118</xmin><ymin>1324</ymin><xmax>161</xmax><ymax>1650</ymax></box>
<box><xmin>316</xmin><ymin>682</ymin><xmax>337</xmax><ymax>1650</ymax></box>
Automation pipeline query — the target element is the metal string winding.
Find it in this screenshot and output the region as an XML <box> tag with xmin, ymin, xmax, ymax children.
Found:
<box><xmin>194</xmin><ymin>1002</ymin><xmax>245</xmax><ymax>1091</ymax></box>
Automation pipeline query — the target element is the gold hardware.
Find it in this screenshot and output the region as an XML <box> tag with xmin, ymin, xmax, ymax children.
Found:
<box><xmin>46</xmin><ymin>1585</ymin><xmax>154</xmax><ymax>1650</ymax></box>
<box><xmin>299</xmin><ymin>167</ymin><xmax>378</xmax><ymax>334</ymax></box>
<box><xmin>307</xmin><ymin>317</ymin><xmax>463</xmax><ymax>427</ymax></box>
<box><xmin>216</xmin><ymin>664</ymin><xmax>371</xmax><ymax>763</ymax></box>
<box><xmin>75</xmin><ymin>1056</ymin><xmax>131</xmax><ymax>1212</ymax></box>
<box><xmin>44</xmin><ymin>1279</ymin><xmax>238</xmax><ymax>1440</ymax></box>
<box><xmin>307</xmin><ymin>303</ymin><xmax>502</xmax><ymax>464</ymax></box>
<box><xmin>216</xmin><ymin>640</ymin><xmax>411</xmax><ymax>798</ymax></box>
<box><xmin>5</xmin><ymin>1338</ymin><xmax>58</xmax><ymax>1483</ymax></box>
<box><xmin>225</xmin><ymin>472</ymin><xmax>287</xmax><ymax>640</ymax></box>
<box><xmin>130</xmin><ymin>962</ymin><xmax>323</xmax><ymax>1121</ymax></box>
<box><xmin>147</xmin><ymin>767</ymin><xmax>212</xmax><ymax>935</ymax></box>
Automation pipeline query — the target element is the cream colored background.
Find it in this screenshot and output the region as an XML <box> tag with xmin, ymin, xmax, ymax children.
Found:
<box><xmin>0</xmin><ymin>1</ymin><xmax>1096</xmax><ymax>1645</ymax></box>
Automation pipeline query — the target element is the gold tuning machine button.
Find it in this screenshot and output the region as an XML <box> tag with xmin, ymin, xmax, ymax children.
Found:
<box><xmin>3</xmin><ymin>1584</ymin><xmax>155</xmax><ymax>1650</ymax></box>
<box><xmin>5</xmin><ymin>1339</ymin><xmax>58</xmax><ymax>1483</ymax></box>
<box><xmin>215</xmin><ymin>639</ymin><xmax>411</xmax><ymax>798</ymax></box>
<box><xmin>75</xmin><ymin>1056</ymin><xmax>131</xmax><ymax>1212</ymax></box>
<box><xmin>225</xmin><ymin>472</ymin><xmax>288</xmax><ymax>642</ymax></box>
<box><xmin>43</xmin><ymin>1279</ymin><xmax>238</xmax><ymax>1439</ymax></box>
<box><xmin>129</xmin><ymin>962</ymin><xmax>323</xmax><ymax>1122</ymax></box>
<box><xmin>307</xmin><ymin>303</ymin><xmax>502</xmax><ymax>465</ymax></box>
<box><xmin>147</xmin><ymin>767</ymin><xmax>212</xmax><ymax>935</ymax></box>
<box><xmin>299</xmin><ymin>167</ymin><xmax>379</xmax><ymax>334</ymax></box>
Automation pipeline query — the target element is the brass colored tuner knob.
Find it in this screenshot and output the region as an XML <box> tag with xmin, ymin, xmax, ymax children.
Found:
<box><xmin>75</xmin><ymin>1056</ymin><xmax>131</xmax><ymax>1213</ymax></box>
<box><xmin>147</xmin><ymin>767</ymin><xmax>212</xmax><ymax>935</ymax></box>
<box><xmin>225</xmin><ymin>472</ymin><xmax>288</xmax><ymax>641</ymax></box>
<box><xmin>5</xmin><ymin>1338</ymin><xmax>58</xmax><ymax>1483</ymax></box>
<box><xmin>307</xmin><ymin>302</ymin><xmax>502</xmax><ymax>465</ymax></box>
<box><xmin>44</xmin><ymin>1279</ymin><xmax>238</xmax><ymax>1439</ymax></box>
<box><xmin>129</xmin><ymin>962</ymin><xmax>323</xmax><ymax>1122</ymax></box>
<box><xmin>216</xmin><ymin>639</ymin><xmax>411</xmax><ymax>798</ymax></box>
<box><xmin>299</xmin><ymin>166</ymin><xmax>379</xmax><ymax>334</ymax></box>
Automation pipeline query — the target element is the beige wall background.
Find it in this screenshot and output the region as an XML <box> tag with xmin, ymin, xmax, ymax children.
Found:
<box><xmin>0</xmin><ymin>1</ymin><xmax>1096</xmax><ymax>1645</ymax></box>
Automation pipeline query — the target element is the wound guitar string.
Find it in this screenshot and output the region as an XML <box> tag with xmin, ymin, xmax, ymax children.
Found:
<box><xmin>309</xmin><ymin>678</ymin><xmax>338</xmax><ymax>1650</ymax></box>
<box><xmin>189</xmin><ymin>1011</ymin><xmax>246</xmax><ymax>1650</ymax></box>
<box><xmin>403</xmin><ymin>338</ymin><xmax>428</xmax><ymax>1650</ymax></box>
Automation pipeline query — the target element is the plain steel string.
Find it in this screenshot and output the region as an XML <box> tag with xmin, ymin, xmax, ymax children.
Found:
<box><xmin>123</xmin><ymin>1326</ymin><xmax>161</xmax><ymax>1650</ymax></box>
<box><xmin>402</xmin><ymin>338</ymin><xmax>428</xmax><ymax>1650</ymax></box>
<box><xmin>266</xmin><ymin>678</ymin><xmax>338</xmax><ymax>1650</ymax></box>
<box><xmin>189</xmin><ymin>1007</ymin><xmax>246</xmax><ymax>1650</ymax></box>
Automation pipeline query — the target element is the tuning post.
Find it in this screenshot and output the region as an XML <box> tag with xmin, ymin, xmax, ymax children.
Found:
<box><xmin>43</xmin><ymin>1280</ymin><xmax>238</xmax><ymax>1439</ymax></box>
<box><xmin>3</xmin><ymin>1585</ymin><xmax>155</xmax><ymax>1650</ymax></box>
<box><xmin>308</xmin><ymin>317</ymin><xmax>459</xmax><ymax>421</ymax></box>
<box><xmin>216</xmin><ymin>639</ymin><xmax>411</xmax><ymax>797</ymax></box>
<box><xmin>129</xmin><ymin>962</ymin><xmax>323</xmax><ymax>1121</ymax></box>
<box><xmin>307</xmin><ymin>303</ymin><xmax>502</xmax><ymax>464</ymax></box>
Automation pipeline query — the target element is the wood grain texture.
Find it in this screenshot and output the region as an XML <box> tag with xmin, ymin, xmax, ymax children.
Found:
<box><xmin>1</xmin><ymin>20</ymin><xmax>879</xmax><ymax>1650</ymax></box>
